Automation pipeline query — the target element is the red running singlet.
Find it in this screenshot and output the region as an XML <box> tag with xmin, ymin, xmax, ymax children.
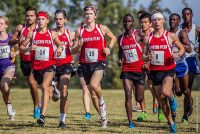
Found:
<box><xmin>54</xmin><ymin>29</ymin><xmax>73</xmax><ymax>66</ymax></box>
<box><xmin>148</xmin><ymin>31</ymin><xmax>176</xmax><ymax>71</ymax></box>
<box><xmin>120</xmin><ymin>32</ymin><xmax>144</xmax><ymax>72</ymax></box>
<box><xmin>79</xmin><ymin>24</ymin><xmax>107</xmax><ymax>63</ymax></box>
<box><xmin>31</xmin><ymin>30</ymin><xmax>55</xmax><ymax>70</ymax></box>
<box><xmin>20</xmin><ymin>24</ymin><xmax>35</xmax><ymax>62</ymax></box>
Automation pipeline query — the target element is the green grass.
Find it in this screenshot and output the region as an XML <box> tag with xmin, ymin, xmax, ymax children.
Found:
<box><xmin>0</xmin><ymin>89</ymin><xmax>199</xmax><ymax>134</ymax></box>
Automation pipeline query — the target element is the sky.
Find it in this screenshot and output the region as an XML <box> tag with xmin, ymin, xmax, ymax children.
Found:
<box><xmin>134</xmin><ymin>0</ymin><xmax>200</xmax><ymax>25</ymax></box>
<box><xmin>0</xmin><ymin>0</ymin><xmax>199</xmax><ymax>26</ymax></box>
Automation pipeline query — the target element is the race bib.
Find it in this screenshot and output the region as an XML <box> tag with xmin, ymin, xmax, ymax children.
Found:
<box><xmin>35</xmin><ymin>46</ymin><xmax>49</xmax><ymax>61</ymax></box>
<box><xmin>85</xmin><ymin>48</ymin><xmax>98</xmax><ymax>62</ymax></box>
<box><xmin>54</xmin><ymin>45</ymin><xmax>66</xmax><ymax>59</ymax></box>
<box><xmin>151</xmin><ymin>51</ymin><xmax>164</xmax><ymax>65</ymax></box>
<box><xmin>0</xmin><ymin>45</ymin><xmax>10</xmax><ymax>59</ymax></box>
<box><xmin>124</xmin><ymin>49</ymin><xmax>139</xmax><ymax>63</ymax></box>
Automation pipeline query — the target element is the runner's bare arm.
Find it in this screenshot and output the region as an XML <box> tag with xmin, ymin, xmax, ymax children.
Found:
<box><xmin>9</xmin><ymin>24</ymin><xmax>23</xmax><ymax>45</ymax></box>
<box><xmin>20</xmin><ymin>31</ymin><xmax>33</xmax><ymax>53</ymax></box>
<box><xmin>100</xmin><ymin>24</ymin><xmax>117</xmax><ymax>50</ymax></box>
<box><xmin>70</xmin><ymin>27</ymin><xmax>82</xmax><ymax>54</ymax></box>
<box><xmin>117</xmin><ymin>35</ymin><xmax>123</xmax><ymax>66</ymax></box>
<box><xmin>142</xmin><ymin>36</ymin><xmax>152</xmax><ymax>62</ymax></box>
<box><xmin>68</xmin><ymin>30</ymin><xmax>75</xmax><ymax>47</ymax></box>
<box><xmin>196</xmin><ymin>25</ymin><xmax>200</xmax><ymax>53</ymax></box>
<box><xmin>169</xmin><ymin>32</ymin><xmax>185</xmax><ymax>58</ymax></box>
<box><xmin>179</xmin><ymin>30</ymin><xmax>192</xmax><ymax>53</ymax></box>
<box><xmin>51</xmin><ymin>31</ymin><xmax>63</xmax><ymax>57</ymax></box>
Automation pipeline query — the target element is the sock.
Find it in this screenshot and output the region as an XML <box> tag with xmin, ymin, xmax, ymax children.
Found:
<box><xmin>99</xmin><ymin>96</ymin><xmax>104</xmax><ymax>105</ymax></box>
<box><xmin>6</xmin><ymin>104</ymin><xmax>13</xmax><ymax>114</ymax></box>
<box><xmin>60</xmin><ymin>113</ymin><xmax>66</xmax><ymax>123</ymax></box>
<box><xmin>169</xmin><ymin>96</ymin><xmax>174</xmax><ymax>102</ymax></box>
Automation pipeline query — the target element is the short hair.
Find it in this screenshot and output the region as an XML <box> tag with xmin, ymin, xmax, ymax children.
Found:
<box><xmin>139</xmin><ymin>13</ymin><xmax>151</xmax><ymax>21</ymax></box>
<box><xmin>123</xmin><ymin>13</ymin><xmax>134</xmax><ymax>22</ymax></box>
<box><xmin>0</xmin><ymin>16</ymin><xmax>9</xmax><ymax>25</ymax></box>
<box><xmin>55</xmin><ymin>9</ymin><xmax>67</xmax><ymax>18</ymax></box>
<box><xmin>25</xmin><ymin>6</ymin><xmax>37</xmax><ymax>14</ymax></box>
<box><xmin>169</xmin><ymin>13</ymin><xmax>181</xmax><ymax>20</ymax></box>
<box><xmin>83</xmin><ymin>4</ymin><xmax>98</xmax><ymax>15</ymax></box>
<box><xmin>137</xmin><ymin>10</ymin><xmax>147</xmax><ymax>18</ymax></box>
<box><xmin>182</xmin><ymin>7</ymin><xmax>193</xmax><ymax>15</ymax></box>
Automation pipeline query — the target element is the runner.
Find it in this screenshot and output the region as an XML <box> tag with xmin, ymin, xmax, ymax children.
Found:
<box><xmin>0</xmin><ymin>16</ymin><xmax>19</xmax><ymax>120</ymax></box>
<box><xmin>180</xmin><ymin>7</ymin><xmax>200</xmax><ymax>123</ymax></box>
<box><xmin>72</xmin><ymin>4</ymin><xmax>116</xmax><ymax>128</ymax></box>
<box><xmin>118</xmin><ymin>14</ymin><xmax>147</xmax><ymax>128</ymax></box>
<box><xmin>169</xmin><ymin>13</ymin><xmax>193</xmax><ymax>122</ymax></box>
<box><xmin>20</xmin><ymin>11</ymin><xmax>63</xmax><ymax>126</ymax></box>
<box><xmin>143</xmin><ymin>11</ymin><xmax>185</xmax><ymax>133</ymax></box>
<box><xmin>78</xmin><ymin>20</ymin><xmax>92</xmax><ymax>120</ymax></box>
<box><xmin>53</xmin><ymin>9</ymin><xmax>75</xmax><ymax>128</ymax></box>
<box><xmin>9</xmin><ymin>6</ymin><xmax>40</xmax><ymax>119</ymax></box>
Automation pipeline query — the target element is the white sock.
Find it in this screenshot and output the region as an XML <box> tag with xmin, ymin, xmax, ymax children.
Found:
<box><xmin>60</xmin><ymin>113</ymin><xmax>66</xmax><ymax>123</ymax></box>
<box><xmin>6</xmin><ymin>104</ymin><xmax>13</xmax><ymax>114</ymax></box>
<box><xmin>99</xmin><ymin>96</ymin><xmax>104</xmax><ymax>105</ymax></box>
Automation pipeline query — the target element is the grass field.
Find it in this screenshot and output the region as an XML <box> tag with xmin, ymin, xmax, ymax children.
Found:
<box><xmin>0</xmin><ymin>89</ymin><xmax>199</xmax><ymax>134</ymax></box>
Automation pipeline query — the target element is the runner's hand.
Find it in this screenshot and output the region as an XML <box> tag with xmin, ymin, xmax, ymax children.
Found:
<box><xmin>31</xmin><ymin>44</ymin><xmax>37</xmax><ymax>50</ymax></box>
<box><xmin>103</xmin><ymin>47</ymin><xmax>111</xmax><ymax>56</ymax></box>
<box><xmin>10</xmin><ymin>51</ymin><xmax>16</xmax><ymax>58</ymax></box>
<box><xmin>56</xmin><ymin>47</ymin><xmax>62</xmax><ymax>57</ymax></box>
<box><xmin>148</xmin><ymin>52</ymin><xmax>153</xmax><ymax>61</ymax></box>
<box><xmin>172</xmin><ymin>52</ymin><xmax>180</xmax><ymax>60</ymax></box>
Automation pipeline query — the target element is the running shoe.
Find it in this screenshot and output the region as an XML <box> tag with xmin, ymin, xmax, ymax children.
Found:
<box><xmin>169</xmin><ymin>123</ymin><xmax>176</xmax><ymax>133</ymax></box>
<box><xmin>158</xmin><ymin>108</ymin><xmax>164</xmax><ymax>122</ymax></box>
<box><xmin>58</xmin><ymin>121</ymin><xmax>66</xmax><ymax>129</ymax></box>
<box><xmin>129</xmin><ymin>121</ymin><xmax>135</xmax><ymax>129</ymax></box>
<box><xmin>37</xmin><ymin>115</ymin><xmax>45</xmax><ymax>126</ymax></box>
<box><xmin>137</xmin><ymin>112</ymin><xmax>148</xmax><ymax>122</ymax></box>
<box><xmin>33</xmin><ymin>107</ymin><xmax>41</xmax><ymax>119</ymax></box>
<box><xmin>181</xmin><ymin>114</ymin><xmax>188</xmax><ymax>124</ymax></box>
<box><xmin>7</xmin><ymin>104</ymin><xmax>16</xmax><ymax>121</ymax></box>
<box><xmin>133</xmin><ymin>104</ymin><xmax>141</xmax><ymax>112</ymax></box>
<box><xmin>84</xmin><ymin>112</ymin><xmax>91</xmax><ymax>120</ymax></box>
<box><xmin>153</xmin><ymin>103</ymin><xmax>158</xmax><ymax>114</ymax></box>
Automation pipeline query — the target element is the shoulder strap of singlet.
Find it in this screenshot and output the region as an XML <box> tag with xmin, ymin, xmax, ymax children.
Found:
<box><xmin>21</xmin><ymin>24</ymin><xmax>27</xmax><ymax>36</ymax></box>
<box><xmin>163</xmin><ymin>31</ymin><xmax>172</xmax><ymax>54</ymax></box>
<box><xmin>95</xmin><ymin>24</ymin><xmax>105</xmax><ymax>49</ymax></box>
<box><xmin>146</xmin><ymin>32</ymin><xmax>154</xmax><ymax>51</ymax></box>
<box><xmin>64</xmin><ymin>29</ymin><xmax>71</xmax><ymax>42</ymax></box>
<box><xmin>131</xmin><ymin>33</ymin><xmax>142</xmax><ymax>52</ymax></box>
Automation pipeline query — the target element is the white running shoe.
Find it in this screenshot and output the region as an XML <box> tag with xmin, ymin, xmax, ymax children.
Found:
<box><xmin>7</xmin><ymin>104</ymin><xmax>16</xmax><ymax>121</ymax></box>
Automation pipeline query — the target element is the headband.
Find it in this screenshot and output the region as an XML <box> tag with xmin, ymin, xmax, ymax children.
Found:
<box><xmin>151</xmin><ymin>12</ymin><xmax>164</xmax><ymax>20</ymax></box>
<box><xmin>37</xmin><ymin>11</ymin><xmax>48</xmax><ymax>19</ymax></box>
